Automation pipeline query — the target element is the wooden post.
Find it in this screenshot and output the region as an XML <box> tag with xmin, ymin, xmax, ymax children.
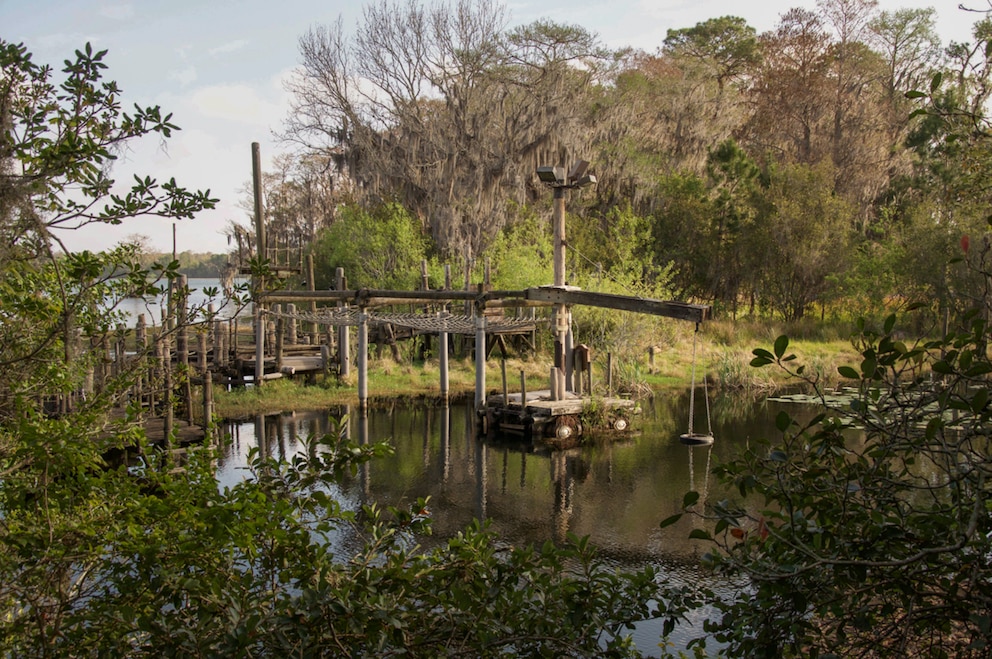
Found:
<box><xmin>500</xmin><ymin>357</ymin><xmax>508</xmax><ymax>403</ymax></box>
<box><xmin>252</xmin><ymin>142</ymin><xmax>266</xmax><ymax>388</ymax></box>
<box><xmin>275</xmin><ymin>317</ymin><xmax>285</xmax><ymax>371</ymax></box>
<box><xmin>337</xmin><ymin>268</ymin><xmax>350</xmax><ymax>377</ymax></box>
<box><xmin>163</xmin><ymin>339</ymin><xmax>173</xmax><ymax>452</ymax></box>
<box><xmin>320</xmin><ymin>345</ymin><xmax>330</xmax><ymax>376</ymax></box>
<box><xmin>202</xmin><ymin>374</ymin><xmax>213</xmax><ymax>441</ymax></box>
<box><xmin>286</xmin><ymin>303</ymin><xmax>297</xmax><ymax>345</ymax></box>
<box><xmin>255</xmin><ymin>312</ymin><xmax>265</xmax><ymax>386</ymax></box>
<box><xmin>198</xmin><ymin>331</ymin><xmax>208</xmax><ymax>375</ymax></box>
<box><xmin>307</xmin><ymin>254</ymin><xmax>318</xmax><ymax>344</ymax></box>
<box><xmin>252</xmin><ymin>142</ymin><xmax>267</xmax><ymax>263</ymax></box>
<box><xmin>519</xmin><ymin>370</ymin><xmax>527</xmax><ymax>410</ymax></box>
<box><xmin>439</xmin><ymin>312</ymin><xmax>449</xmax><ymax>403</ymax></box>
<box><xmin>565</xmin><ymin>323</ymin><xmax>574</xmax><ymax>393</ymax></box>
<box><xmin>136</xmin><ymin>314</ymin><xmax>147</xmax><ymax>411</ymax></box>
<box><xmin>475</xmin><ymin>315</ymin><xmax>487</xmax><ymax>411</ymax></box>
<box><xmin>358</xmin><ymin>310</ymin><xmax>368</xmax><ymax>412</ymax></box>
<box><xmin>607</xmin><ymin>352</ymin><xmax>614</xmax><ymax>396</ymax></box>
<box><xmin>550</xmin><ymin>366</ymin><xmax>559</xmax><ymax>401</ymax></box>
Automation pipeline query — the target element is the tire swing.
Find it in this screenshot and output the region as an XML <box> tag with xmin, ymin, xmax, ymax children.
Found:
<box><xmin>680</xmin><ymin>323</ymin><xmax>715</xmax><ymax>447</ymax></box>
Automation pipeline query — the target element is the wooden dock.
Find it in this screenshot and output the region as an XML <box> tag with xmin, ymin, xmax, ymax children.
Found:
<box><xmin>483</xmin><ymin>389</ymin><xmax>638</xmax><ymax>445</ymax></box>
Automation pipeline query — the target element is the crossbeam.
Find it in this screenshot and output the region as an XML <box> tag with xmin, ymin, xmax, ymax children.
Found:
<box><xmin>261</xmin><ymin>286</ymin><xmax>710</xmax><ymax>323</ymax></box>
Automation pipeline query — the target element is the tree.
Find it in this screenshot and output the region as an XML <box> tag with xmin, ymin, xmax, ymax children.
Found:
<box><xmin>309</xmin><ymin>201</ymin><xmax>428</xmax><ymax>290</ymax></box>
<box><xmin>663</xmin><ymin>16</ymin><xmax>761</xmax><ymax>94</ymax></box>
<box><xmin>754</xmin><ymin>161</ymin><xmax>856</xmax><ymax>321</ymax></box>
<box><xmin>0</xmin><ymin>41</ymin><xmax>218</xmax><ymax>423</ymax></box>
<box><xmin>1</xmin><ymin>39</ymin><xmax>701</xmax><ymax>658</ymax></box>
<box><xmin>675</xmin><ymin>303</ymin><xmax>992</xmax><ymax>657</ymax></box>
<box><xmin>285</xmin><ymin>0</ymin><xmax>608</xmax><ymax>259</ymax></box>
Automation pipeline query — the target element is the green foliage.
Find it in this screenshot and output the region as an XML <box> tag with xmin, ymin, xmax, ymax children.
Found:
<box><xmin>680</xmin><ymin>308</ymin><xmax>992</xmax><ymax>657</ymax></box>
<box><xmin>482</xmin><ymin>211</ymin><xmax>553</xmax><ymax>289</ymax></box>
<box><xmin>754</xmin><ymin>161</ymin><xmax>857</xmax><ymax>321</ymax></box>
<box><xmin>2</xmin><ymin>412</ymin><xmax>701</xmax><ymax>656</ymax></box>
<box><xmin>310</xmin><ymin>202</ymin><xmax>428</xmax><ymax>290</ymax></box>
<box><xmin>1</xmin><ymin>42</ymin><xmax>708</xmax><ymax>659</ymax></box>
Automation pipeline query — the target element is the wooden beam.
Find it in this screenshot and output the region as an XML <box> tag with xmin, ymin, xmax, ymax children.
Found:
<box><xmin>261</xmin><ymin>286</ymin><xmax>710</xmax><ymax>323</ymax></box>
<box><xmin>524</xmin><ymin>287</ymin><xmax>709</xmax><ymax>323</ymax></box>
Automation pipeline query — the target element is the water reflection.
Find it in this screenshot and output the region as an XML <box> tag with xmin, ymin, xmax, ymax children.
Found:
<box><xmin>214</xmin><ymin>391</ymin><xmax>812</xmax><ymax>656</ymax></box>
<box><xmin>218</xmin><ymin>390</ymin><xmax>812</xmax><ymax>561</ymax></box>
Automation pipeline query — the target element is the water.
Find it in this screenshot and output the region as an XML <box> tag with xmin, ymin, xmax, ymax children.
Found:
<box><xmin>216</xmin><ymin>390</ymin><xmax>811</xmax><ymax>655</ymax></box>
<box><xmin>116</xmin><ymin>277</ymin><xmax>249</xmax><ymax>327</ymax></box>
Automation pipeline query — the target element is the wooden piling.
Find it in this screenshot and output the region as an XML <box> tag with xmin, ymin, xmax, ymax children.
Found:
<box><xmin>286</xmin><ymin>303</ymin><xmax>297</xmax><ymax>345</ymax></box>
<box><xmin>475</xmin><ymin>315</ymin><xmax>487</xmax><ymax>411</ymax></box>
<box><xmin>439</xmin><ymin>312</ymin><xmax>449</xmax><ymax>402</ymax></box>
<box><xmin>307</xmin><ymin>254</ymin><xmax>318</xmax><ymax>344</ymax></box>
<box><xmin>357</xmin><ymin>310</ymin><xmax>368</xmax><ymax>411</ymax></box>
<box><xmin>500</xmin><ymin>358</ymin><xmax>508</xmax><ymax>402</ymax></box>
<box><xmin>337</xmin><ymin>268</ymin><xmax>350</xmax><ymax>377</ymax></box>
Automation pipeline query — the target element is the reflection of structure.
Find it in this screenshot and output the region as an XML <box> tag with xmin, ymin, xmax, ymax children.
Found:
<box><xmin>550</xmin><ymin>449</ymin><xmax>589</xmax><ymax>545</ymax></box>
<box><xmin>475</xmin><ymin>437</ymin><xmax>488</xmax><ymax>521</ymax></box>
<box><xmin>357</xmin><ymin>410</ymin><xmax>370</xmax><ymax>500</ymax></box>
<box><xmin>687</xmin><ymin>445</ymin><xmax>712</xmax><ymax>498</ymax></box>
<box><xmin>440</xmin><ymin>404</ymin><xmax>450</xmax><ymax>484</ymax></box>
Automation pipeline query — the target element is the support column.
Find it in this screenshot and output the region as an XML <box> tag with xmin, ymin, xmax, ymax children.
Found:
<box><xmin>475</xmin><ymin>315</ymin><xmax>487</xmax><ymax>412</ymax></box>
<box><xmin>439</xmin><ymin>311</ymin><xmax>449</xmax><ymax>403</ymax></box>
<box><xmin>337</xmin><ymin>267</ymin><xmax>350</xmax><ymax>377</ymax></box>
<box><xmin>358</xmin><ymin>309</ymin><xmax>368</xmax><ymax>412</ymax></box>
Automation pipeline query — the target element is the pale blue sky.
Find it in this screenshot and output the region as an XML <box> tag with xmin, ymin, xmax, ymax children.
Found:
<box><xmin>3</xmin><ymin>0</ymin><xmax>982</xmax><ymax>254</ymax></box>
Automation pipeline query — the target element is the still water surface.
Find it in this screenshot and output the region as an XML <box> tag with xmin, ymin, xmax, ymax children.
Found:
<box><xmin>217</xmin><ymin>390</ymin><xmax>812</xmax><ymax>655</ymax></box>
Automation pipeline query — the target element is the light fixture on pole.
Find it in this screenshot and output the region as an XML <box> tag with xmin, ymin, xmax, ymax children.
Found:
<box><xmin>537</xmin><ymin>160</ymin><xmax>597</xmax><ymax>394</ymax></box>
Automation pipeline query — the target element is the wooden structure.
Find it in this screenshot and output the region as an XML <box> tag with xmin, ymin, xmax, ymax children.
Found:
<box><xmin>236</xmin><ymin>144</ymin><xmax>710</xmax><ymax>442</ymax></box>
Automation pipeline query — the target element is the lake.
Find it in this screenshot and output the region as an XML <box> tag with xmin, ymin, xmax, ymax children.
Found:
<box><xmin>117</xmin><ymin>277</ymin><xmax>249</xmax><ymax>327</ymax></box>
<box><xmin>216</xmin><ymin>390</ymin><xmax>811</xmax><ymax>655</ymax></box>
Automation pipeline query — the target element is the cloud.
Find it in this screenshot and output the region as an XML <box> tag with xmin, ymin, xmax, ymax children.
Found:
<box><xmin>187</xmin><ymin>79</ymin><xmax>288</xmax><ymax>128</ymax></box>
<box><xmin>209</xmin><ymin>40</ymin><xmax>249</xmax><ymax>57</ymax></box>
<box><xmin>170</xmin><ymin>65</ymin><xmax>198</xmax><ymax>86</ymax></box>
<box><xmin>99</xmin><ymin>2</ymin><xmax>134</xmax><ymax>21</ymax></box>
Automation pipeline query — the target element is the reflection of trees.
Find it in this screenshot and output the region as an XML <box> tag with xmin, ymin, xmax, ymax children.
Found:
<box><xmin>710</xmin><ymin>388</ymin><xmax>769</xmax><ymax>426</ymax></box>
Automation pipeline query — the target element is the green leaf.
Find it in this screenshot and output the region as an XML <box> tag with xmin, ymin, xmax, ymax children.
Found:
<box><xmin>688</xmin><ymin>529</ymin><xmax>712</xmax><ymax>541</ymax></box>
<box><xmin>659</xmin><ymin>513</ymin><xmax>683</xmax><ymax>529</ymax></box>
<box><xmin>683</xmin><ymin>491</ymin><xmax>700</xmax><ymax>508</ymax></box>
<box><xmin>773</xmin><ymin>335</ymin><xmax>789</xmax><ymax>359</ymax></box>
<box><xmin>971</xmin><ymin>388</ymin><xmax>988</xmax><ymax>414</ymax></box>
<box><xmin>775</xmin><ymin>411</ymin><xmax>792</xmax><ymax>432</ymax></box>
<box><xmin>838</xmin><ymin>365</ymin><xmax>859</xmax><ymax>379</ymax></box>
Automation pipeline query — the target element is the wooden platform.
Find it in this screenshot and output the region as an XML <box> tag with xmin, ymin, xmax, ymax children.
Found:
<box><xmin>484</xmin><ymin>389</ymin><xmax>638</xmax><ymax>444</ymax></box>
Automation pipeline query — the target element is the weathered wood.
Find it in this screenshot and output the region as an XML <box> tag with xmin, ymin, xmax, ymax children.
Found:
<box><xmin>337</xmin><ymin>268</ymin><xmax>350</xmax><ymax>378</ymax></box>
<box><xmin>524</xmin><ymin>287</ymin><xmax>710</xmax><ymax>323</ymax></box>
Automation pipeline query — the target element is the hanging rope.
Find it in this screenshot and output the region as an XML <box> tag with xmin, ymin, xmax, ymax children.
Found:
<box><xmin>687</xmin><ymin>323</ymin><xmax>698</xmax><ymax>436</ymax></box>
<box><xmin>681</xmin><ymin>322</ymin><xmax>714</xmax><ymax>446</ymax></box>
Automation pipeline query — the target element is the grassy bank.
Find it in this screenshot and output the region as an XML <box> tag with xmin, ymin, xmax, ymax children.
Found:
<box><xmin>214</xmin><ymin>319</ymin><xmax>865</xmax><ymax>420</ymax></box>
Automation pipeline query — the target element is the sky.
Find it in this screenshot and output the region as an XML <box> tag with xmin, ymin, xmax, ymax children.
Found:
<box><xmin>3</xmin><ymin>0</ymin><xmax>985</xmax><ymax>255</ymax></box>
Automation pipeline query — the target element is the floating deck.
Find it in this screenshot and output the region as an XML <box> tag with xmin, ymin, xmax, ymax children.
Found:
<box><xmin>483</xmin><ymin>389</ymin><xmax>638</xmax><ymax>445</ymax></box>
